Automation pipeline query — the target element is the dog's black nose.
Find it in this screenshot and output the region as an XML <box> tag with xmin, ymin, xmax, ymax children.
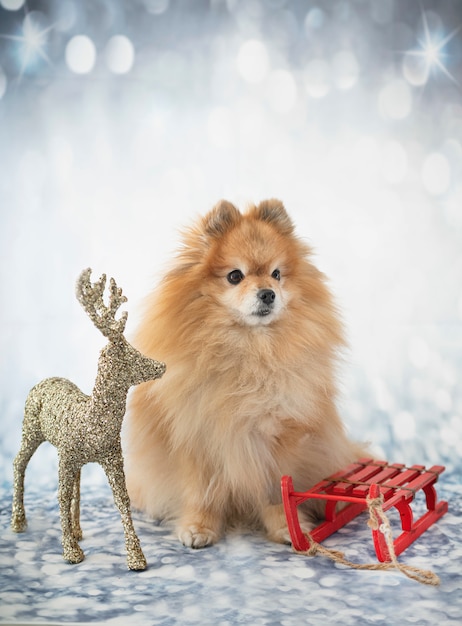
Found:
<box><xmin>258</xmin><ymin>289</ymin><xmax>276</xmax><ymax>305</ymax></box>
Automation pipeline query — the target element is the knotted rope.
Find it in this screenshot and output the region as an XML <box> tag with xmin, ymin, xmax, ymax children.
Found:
<box><xmin>294</xmin><ymin>492</ymin><xmax>440</xmax><ymax>586</ymax></box>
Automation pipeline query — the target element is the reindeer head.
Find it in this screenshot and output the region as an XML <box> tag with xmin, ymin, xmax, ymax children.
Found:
<box><xmin>76</xmin><ymin>268</ymin><xmax>166</xmax><ymax>386</ymax></box>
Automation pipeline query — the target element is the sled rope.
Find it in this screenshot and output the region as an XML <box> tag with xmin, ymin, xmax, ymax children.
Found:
<box><xmin>294</xmin><ymin>492</ymin><xmax>440</xmax><ymax>586</ymax></box>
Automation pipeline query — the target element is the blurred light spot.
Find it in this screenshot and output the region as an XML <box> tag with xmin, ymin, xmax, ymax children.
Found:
<box><xmin>267</xmin><ymin>69</ymin><xmax>297</xmax><ymax>113</ymax></box>
<box><xmin>144</xmin><ymin>0</ymin><xmax>170</xmax><ymax>14</ymax></box>
<box><xmin>421</xmin><ymin>153</ymin><xmax>451</xmax><ymax>195</ymax></box>
<box><xmin>378</xmin><ymin>80</ymin><xmax>412</xmax><ymax>120</ymax></box>
<box><xmin>65</xmin><ymin>35</ymin><xmax>96</xmax><ymax>74</ymax></box>
<box><xmin>408</xmin><ymin>336</ymin><xmax>429</xmax><ymax>369</ymax></box>
<box><xmin>393</xmin><ymin>411</ymin><xmax>416</xmax><ymax>440</ymax></box>
<box><xmin>105</xmin><ymin>35</ymin><xmax>135</xmax><ymax>74</ymax></box>
<box><xmin>423</xmin><ymin>41</ymin><xmax>440</xmax><ymax>65</ymax></box>
<box><xmin>0</xmin><ymin>68</ymin><xmax>6</xmax><ymax>100</ymax></box>
<box><xmin>304</xmin><ymin>59</ymin><xmax>330</xmax><ymax>98</ymax></box>
<box><xmin>304</xmin><ymin>8</ymin><xmax>325</xmax><ymax>31</ymax></box>
<box><xmin>405</xmin><ymin>10</ymin><xmax>460</xmax><ymax>86</ymax></box>
<box><xmin>10</xmin><ymin>11</ymin><xmax>52</xmax><ymax>76</ymax></box>
<box><xmin>332</xmin><ymin>51</ymin><xmax>359</xmax><ymax>90</ymax></box>
<box><xmin>381</xmin><ymin>140</ymin><xmax>408</xmax><ymax>184</ymax></box>
<box><xmin>236</xmin><ymin>39</ymin><xmax>269</xmax><ymax>83</ymax></box>
<box><xmin>0</xmin><ymin>0</ymin><xmax>25</xmax><ymax>9</ymax></box>
<box><xmin>421</xmin><ymin>11</ymin><xmax>459</xmax><ymax>84</ymax></box>
<box><xmin>207</xmin><ymin>107</ymin><xmax>235</xmax><ymax>149</ymax></box>
<box><xmin>402</xmin><ymin>51</ymin><xmax>429</xmax><ymax>86</ymax></box>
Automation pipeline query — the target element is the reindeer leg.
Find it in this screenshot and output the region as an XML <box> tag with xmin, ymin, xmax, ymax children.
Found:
<box><xmin>101</xmin><ymin>451</ymin><xmax>147</xmax><ymax>571</ymax></box>
<box><xmin>71</xmin><ymin>469</ymin><xmax>82</xmax><ymax>541</ymax></box>
<box><xmin>58</xmin><ymin>454</ymin><xmax>84</xmax><ymax>564</ymax></box>
<box><xmin>11</xmin><ymin>433</ymin><xmax>44</xmax><ymax>532</ymax></box>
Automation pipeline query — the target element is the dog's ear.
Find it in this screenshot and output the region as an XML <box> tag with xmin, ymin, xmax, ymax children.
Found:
<box><xmin>254</xmin><ymin>199</ymin><xmax>294</xmax><ymax>235</ymax></box>
<box><xmin>203</xmin><ymin>200</ymin><xmax>241</xmax><ymax>238</ymax></box>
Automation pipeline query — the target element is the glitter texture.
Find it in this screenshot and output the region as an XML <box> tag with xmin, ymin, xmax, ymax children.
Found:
<box><xmin>11</xmin><ymin>268</ymin><xmax>166</xmax><ymax>571</ymax></box>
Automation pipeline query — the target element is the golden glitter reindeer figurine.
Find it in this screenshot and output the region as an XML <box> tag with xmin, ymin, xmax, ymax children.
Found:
<box><xmin>11</xmin><ymin>268</ymin><xmax>166</xmax><ymax>570</ymax></box>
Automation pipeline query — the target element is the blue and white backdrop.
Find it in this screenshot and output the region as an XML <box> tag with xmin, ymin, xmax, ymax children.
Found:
<box><xmin>0</xmin><ymin>2</ymin><xmax>461</xmax><ymax>624</ymax></box>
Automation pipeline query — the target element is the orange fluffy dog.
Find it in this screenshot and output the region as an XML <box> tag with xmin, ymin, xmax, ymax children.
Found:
<box><xmin>124</xmin><ymin>199</ymin><xmax>366</xmax><ymax>548</ymax></box>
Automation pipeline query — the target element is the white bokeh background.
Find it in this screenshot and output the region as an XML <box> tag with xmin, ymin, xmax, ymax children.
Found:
<box><xmin>0</xmin><ymin>0</ymin><xmax>461</xmax><ymax>484</ymax></box>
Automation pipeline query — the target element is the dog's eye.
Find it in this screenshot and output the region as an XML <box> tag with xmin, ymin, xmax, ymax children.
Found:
<box><xmin>271</xmin><ymin>269</ymin><xmax>281</xmax><ymax>281</ymax></box>
<box><xmin>227</xmin><ymin>269</ymin><xmax>244</xmax><ymax>285</ymax></box>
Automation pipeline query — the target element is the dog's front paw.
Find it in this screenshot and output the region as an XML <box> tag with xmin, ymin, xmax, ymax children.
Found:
<box><xmin>263</xmin><ymin>503</ymin><xmax>316</xmax><ymax>545</ymax></box>
<box><xmin>267</xmin><ymin>518</ymin><xmax>316</xmax><ymax>545</ymax></box>
<box><xmin>178</xmin><ymin>524</ymin><xmax>218</xmax><ymax>549</ymax></box>
<box><xmin>266</xmin><ymin>525</ymin><xmax>292</xmax><ymax>545</ymax></box>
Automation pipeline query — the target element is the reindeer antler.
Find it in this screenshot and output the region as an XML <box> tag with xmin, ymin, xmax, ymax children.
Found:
<box><xmin>76</xmin><ymin>268</ymin><xmax>128</xmax><ymax>340</ymax></box>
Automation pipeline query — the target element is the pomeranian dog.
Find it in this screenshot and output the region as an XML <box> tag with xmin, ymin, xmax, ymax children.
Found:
<box><xmin>124</xmin><ymin>199</ymin><xmax>367</xmax><ymax>548</ymax></box>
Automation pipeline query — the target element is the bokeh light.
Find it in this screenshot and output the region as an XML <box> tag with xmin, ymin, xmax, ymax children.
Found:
<box><xmin>304</xmin><ymin>7</ymin><xmax>325</xmax><ymax>31</ymax></box>
<box><xmin>65</xmin><ymin>34</ymin><xmax>96</xmax><ymax>74</ymax></box>
<box><xmin>105</xmin><ymin>35</ymin><xmax>135</xmax><ymax>74</ymax></box>
<box><xmin>236</xmin><ymin>39</ymin><xmax>269</xmax><ymax>83</ymax></box>
<box><xmin>0</xmin><ymin>0</ymin><xmax>25</xmax><ymax>10</ymax></box>
<box><xmin>304</xmin><ymin>59</ymin><xmax>330</xmax><ymax>98</ymax></box>
<box><xmin>19</xmin><ymin>12</ymin><xmax>49</xmax><ymax>67</ymax></box>
<box><xmin>332</xmin><ymin>50</ymin><xmax>360</xmax><ymax>90</ymax></box>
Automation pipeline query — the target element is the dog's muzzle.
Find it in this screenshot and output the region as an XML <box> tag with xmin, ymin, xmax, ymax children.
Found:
<box><xmin>255</xmin><ymin>289</ymin><xmax>276</xmax><ymax>316</ymax></box>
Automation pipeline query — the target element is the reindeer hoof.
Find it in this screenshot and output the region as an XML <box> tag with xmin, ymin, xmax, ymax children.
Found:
<box><xmin>63</xmin><ymin>544</ymin><xmax>85</xmax><ymax>564</ymax></box>
<box><xmin>127</xmin><ymin>550</ymin><xmax>147</xmax><ymax>571</ymax></box>
<box><xmin>11</xmin><ymin>514</ymin><xmax>27</xmax><ymax>533</ymax></box>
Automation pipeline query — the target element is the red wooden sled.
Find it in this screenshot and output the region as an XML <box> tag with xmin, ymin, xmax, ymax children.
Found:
<box><xmin>281</xmin><ymin>458</ymin><xmax>448</xmax><ymax>562</ymax></box>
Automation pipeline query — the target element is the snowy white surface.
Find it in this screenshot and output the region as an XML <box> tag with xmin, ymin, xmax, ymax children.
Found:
<box><xmin>1</xmin><ymin>479</ymin><xmax>461</xmax><ymax>626</ymax></box>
